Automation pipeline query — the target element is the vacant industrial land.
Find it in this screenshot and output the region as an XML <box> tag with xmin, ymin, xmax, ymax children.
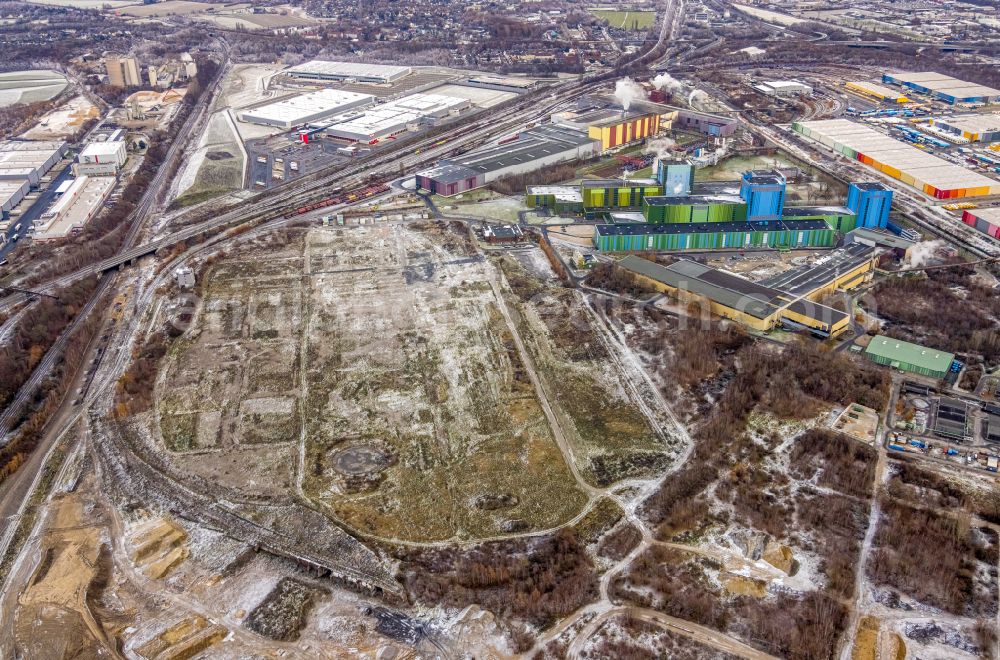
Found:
<box><xmin>174</xmin><ymin>110</ymin><xmax>246</xmax><ymax>206</ymax></box>
<box><xmin>157</xmin><ymin>223</ymin><xmax>680</xmax><ymax>542</ymax></box>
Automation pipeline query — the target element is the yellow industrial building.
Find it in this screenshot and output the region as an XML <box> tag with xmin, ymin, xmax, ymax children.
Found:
<box><xmin>552</xmin><ymin>100</ymin><xmax>676</xmax><ymax>152</ymax></box>
<box><xmin>617</xmin><ymin>245</ymin><xmax>878</xmax><ymax>337</ymax></box>
<box><xmin>845</xmin><ymin>81</ymin><xmax>909</xmax><ymax>104</ymax></box>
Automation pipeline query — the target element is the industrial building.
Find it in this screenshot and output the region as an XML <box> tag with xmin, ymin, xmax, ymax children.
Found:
<box><xmin>415</xmin><ymin>125</ymin><xmax>599</xmax><ymax>196</ymax></box>
<box><xmin>105</xmin><ymin>55</ymin><xmax>141</xmax><ymax>88</ymax></box>
<box><xmin>754</xmin><ymin>80</ymin><xmax>813</xmax><ymax>97</ymax></box>
<box><xmin>74</xmin><ymin>140</ymin><xmax>127</xmax><ymax>176</ymax></box>
<box><xmin>525</xmin><ymin>186</ymin><xmax>583</xmax><ymax>214</ymax></box>
<box><xmin>465</xmin><ymin>76</ymin><xmax>537</xmax><ymax>93</ymax></box>
<box><xmin>929</xmin><ymin>115</ymin><xmax>1000</xmax><ymax>143</ymax></box>
<box><xmin>793</xmin><ymin>119</ymin><xmax>1000</xmax><ymax>198</ymax></box>
<box><xmin>35</xmin><ymin>175</ymin><xmax>116</xmax><ymax>240</ymax></box>
<box><xmin>740</xmin><ymin>170</ymin><xmax>786</xmax><ymax>221</ymax></box>
<box><xmin>845</xmin><ymin>81</ymin><xmax>909</xmax><ymax>103</ymax></box>
<box><xmin>237</xmin><ymin>89</ymin><xmax>376</xmax><ymax>130</ymax></box>
<box><xmin>846</xmin><ymin>182</ymin><xmax>893</xmax><ymax>229</ymax></box>
<box><xmin>322</xmin><ymin>93</ymin><xmax>470</xmax><ymax>142</ymax></box>
<box><xmin>0</xmin><ymin>140</ymin><xmax>67</xmax><ymax>186</ymax></box>
<box><xmin>552</xmin><ymin>107</ymin><xmax>661</xmax><ymax>151</ymax></box>
<box><xmin>864</xmin><ymin>335</ymin><xmax>955</xmax><ymax>379</ymax></box>
<box><xmin>961</xmin><ymin>207</ymin><xmax>1000</xmax><ymax>240</ymax></box>
<box><xmin>883</xmin><ymin>72</ymin><xmax>1000</xmax><ymax>105</ymax></box>
<box><xmin>642</xmin><ymin>194</ymin><xmax>747</xmax><ymax>224</ymax></box>
<box><xmin>581</xmin><ymin>179</ymin><xmax>663</xmax><ymax>213</ymax></box>
<box><xmin>656</xmin><ymin>159</ymin><xmax>695</xmax><ymax>196</ymax></box>
<box><xmin>594</xmin><ymin>219</ymin><xmax>838</xmax><ymax>252</ymax></box>
<box><xmin>673</xmin><ymin>109</ymin><xmax>738</xmax><ymax>137</ymax></box>
<box><xmin>780</xmin><ymin>206</ymin><xmax>857</xmax><ymax>233</ymax></box>
<box><xmin>614</xmin><ymin>245</ymin><xmax>878</xmax><ymax>336</ymax></box>
<box><xmin>285</xmin><ymin>60</ymin><xmax>412</xmax><ymax>84</ymax></box>
<box><xmin>844</xmin><ymin>227</ymin><xmax>916</xmax><ymax>262</ymax></box>
<box><xmin>934</xmin><ymin>397</ymin><xmax>971</xmax><ymax>440</ymax></box>
<box><xmin>0</xmin><ymin>179</ymin><xmax>29</xmax><ymax>218</ymax></box>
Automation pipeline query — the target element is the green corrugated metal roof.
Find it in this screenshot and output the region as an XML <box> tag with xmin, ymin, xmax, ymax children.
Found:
<box><xmin>864</xmin><ymin>335</ymin><xmax>954</xmax><ymax>372</ymax></box>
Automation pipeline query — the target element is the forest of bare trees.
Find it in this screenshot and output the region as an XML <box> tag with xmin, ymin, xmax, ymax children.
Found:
<box><xmin>871</xmin><ymin>268</ymin><xmax>1000</xmax><ymax>366</ymax></box>
<box><xmin>400</xmin><ymin>529</ymin><xmax>597</xmax><ymax>651</ymax></box>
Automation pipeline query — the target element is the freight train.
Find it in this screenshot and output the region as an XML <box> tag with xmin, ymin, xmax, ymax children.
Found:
<box><xmin>283</xmin><ymin>183</ymin><xmax>390</xmax><ymax>218</ymax></box>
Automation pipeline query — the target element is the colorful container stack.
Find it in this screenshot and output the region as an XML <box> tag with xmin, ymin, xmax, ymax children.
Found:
<box><xmin>793</xmin><ymin>119</ymin><xmax>1000</xmax><ymax>199</ymax></box>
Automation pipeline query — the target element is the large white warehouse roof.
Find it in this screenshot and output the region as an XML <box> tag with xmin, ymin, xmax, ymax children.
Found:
<box><xmin>285</xmin><ymin>60</ymin><xmax>412</xmax><ymax>83</ymax></box>
<box><xmin>238</xmin><ymin>89</ymin><xmax>375</xmax><ymax>130</ymax></box>
<box><xmin>324</xmin><ymin>93</ymin><xmax>470</xmax><ymax>141</ymax></box>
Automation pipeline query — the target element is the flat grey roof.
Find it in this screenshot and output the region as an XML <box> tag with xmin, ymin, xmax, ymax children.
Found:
<box><xmin>417</xmin><ymin>162</ymin><xmax>479</xmax><ymax>184</ymax></box>
<box><xmin>781</xmin><ymin>206</ymin><xmax>855</xmax><ymax>218</ymax></box>
<box><xmin>644</xmin><ymin>194</ymin><xmax>744</xmax><ymax>207</ymax></box>
<box><xmin>449</xmin><ymin>125</ymin><xmax>596</xmax><ymax>175</ymax></box>
<box><xmin>617</xmin><ymin>255</ymin><xmax>783</xmax><ymax>319</ymax></box>
<box><xmin>784</xmin><ymin>299</ymin><xmax>848</xmax><ymax>327</ymax></box>
<box><xmin>582</xmin><ymin>178</ymin><xmax>659</xmax><ymax>188</ymax></box>
<box><xmin>852</xmin><ymin>181</ymin><xmax>892</xmax><ymax>192</ymax></box>
<box><xmin>759</xmin><ymin>244</ymin><xmax>876</xmax><ymax>296</ymax></box>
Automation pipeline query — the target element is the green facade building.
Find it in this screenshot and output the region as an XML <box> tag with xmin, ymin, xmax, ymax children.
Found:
<box><xmin>525</xmin><ymin>185</ymin><xmax>584</xmax><ymax>214</ymax></box>
<box><xmin>781</xmin><ymin>206</ymin><xmax>858</xmax><ymax>233</ymax></box>
<box><xmin>593</xmin><ymin>220</ymin><xmax>838</xmax><ymax>252</ymax></box>
<box><xmin>863</xmin><ymin>335</ymin><xmax>955</xmax><ymax>379</ymax></box>
<box><xmin>643</xmin><ymin>194</ymin><xmax>747</xmax><ymax>224</ymax></box>
<box><xmin>581</xmin><ymin>178</ymin><xmax>663</xmax><ymax>212</ymax></box>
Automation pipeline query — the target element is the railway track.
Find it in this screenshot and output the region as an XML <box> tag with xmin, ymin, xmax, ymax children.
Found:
<box><xmin>0</xmin><ymin>0</ymin><xmax>684</xmax><ymax>601</ymax></box>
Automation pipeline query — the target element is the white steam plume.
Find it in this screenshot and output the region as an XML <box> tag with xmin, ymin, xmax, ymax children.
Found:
<box><xmin>614</xmin><ymin>77</ymin><xmax>646</xmax><ymax>112</ymax></box>
<box><xmin>904</xmin><ymin>239</ymin><xmax>944</xmax><ymax>269</ymax></box>
<box><xmin>651</xmin><ymin>72</ymin><xmax>682</xmax><ymax>93</ymax></box>
<box><xmin>688</xmin><ymin>89</ymin><xmax>708</xmax><ymax>107</ymax></box>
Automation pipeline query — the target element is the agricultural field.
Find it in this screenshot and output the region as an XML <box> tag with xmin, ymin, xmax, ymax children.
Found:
<box><xmin>589</xmin><ymin>9</ymin><xmax>657</xmax><ymax>29</ymax></box>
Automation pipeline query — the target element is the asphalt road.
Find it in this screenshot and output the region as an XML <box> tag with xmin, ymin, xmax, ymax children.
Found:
<box><xmin>0</xmin><ymin>163</ymin><xmax>74</xmax><ymax>260</ymax></box>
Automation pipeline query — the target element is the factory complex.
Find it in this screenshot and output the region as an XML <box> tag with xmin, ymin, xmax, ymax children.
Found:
<box><xmin>793</xmin><ymin>119</ymin><xmax>1000</xmax><ymax>198</ymax></box>
<box><xmin>415</xmin><ymin>96</ymin><xmax>744</xmax><ymax>197</ymax></box>
<box><xmin>864</xmin><ymin>335</ymin><xmax>956</xmax><ymax>380</ymax></box>
<box><xmin>615</xmin><ymin>243</ymin><xmax>878</xmax><ymax>337</ymax></box>
<box><xmin>882</xmin><ymin>71</ymin><xmax>1000</xmax><ymax>106</ymax></box>
<box><xmin>526</xmin><ymin>160</ymin><xmax>894</xmax><ymax>254</ymax></box>
<box><xmin>551</xmin><ymin>103</ymin><xmax>667</xmax><ymax>151</ymax></box>
<box><xmin>284</xmin><ymin>60</ymin><xmax>412</xmax><ymax>84</ymax></box>
<box><xmin>928</xmin><ymin>115</ymin><xmax>1000</xmax><ymax>144</ymax></box>
<box><xmin>416</xmin><ymin>125</ymin><xmax>598</xmax><ymax>196</ymax></box>
<box><xmin>845</xmin><ymin>81</ymin><xmax>909</xmax><ymax>104</ymax></box>
<box><xmin>238</xmin><ymin>89</ymin><xmax>376</xmax><ymax>130</ymax></box>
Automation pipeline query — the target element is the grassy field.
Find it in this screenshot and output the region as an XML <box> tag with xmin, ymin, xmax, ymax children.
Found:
<box><xmin>589</xmin><ymin>9</ymin><xmax>656</xmax><ymax>29</ymax></box>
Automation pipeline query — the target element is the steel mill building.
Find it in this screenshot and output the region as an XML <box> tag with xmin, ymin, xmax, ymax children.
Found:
<box><xmin>614</xmin><ymin>244</ymin><xmax>879</xmax><ymax>337</ymax></box>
